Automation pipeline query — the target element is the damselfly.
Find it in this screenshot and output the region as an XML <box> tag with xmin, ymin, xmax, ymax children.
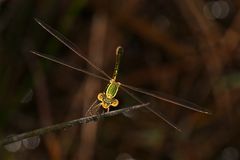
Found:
<box><xmin>31</xmin><ymin>19</ymin><xmax>210</xmax><ymax>132</ymax></box>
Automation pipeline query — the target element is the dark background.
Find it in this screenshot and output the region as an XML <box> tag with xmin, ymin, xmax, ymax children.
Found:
<box><xmin>1</xmin><ymin>0</ymin><xmax>240</xmax><ymax>159</ymax></box>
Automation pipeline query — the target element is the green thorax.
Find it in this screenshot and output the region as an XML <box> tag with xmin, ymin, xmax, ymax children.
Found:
<box><xmin>106</xmin><ymin>79</ymin><xmax>120</xmax><ymax>99</ymax></box>
<box><xmin>105</xmin><ymin>46</ymin><xmax>123</xmax><ymax>99</ymax></box>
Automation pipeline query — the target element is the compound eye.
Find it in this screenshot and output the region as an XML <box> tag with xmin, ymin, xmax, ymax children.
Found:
<box><xmin>97</xmin><ymin>93</ymin><xmax>104</xmax><ymax>101</ymax></box>
<box><xmin>102</xmin><ymin>102</ymin><xmax>109</xmax><ymax>109</ymax></box>
<box><xmin>111</xmin><ymin>99</ymin><xmax>119</xmax><ymax>107</ymax></box>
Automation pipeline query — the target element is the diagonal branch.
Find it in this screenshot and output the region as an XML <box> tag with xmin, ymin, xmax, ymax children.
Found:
<box><xmin>0</xmin><ymin>103</ymin><xmax>149</xmax><ymax>146</ymax></box>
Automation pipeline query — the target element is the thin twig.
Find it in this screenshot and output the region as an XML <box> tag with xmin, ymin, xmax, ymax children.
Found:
<box><xmin>0</xmin><ymin>103</ymin><xmax>149</xmax><ymax>146</ymax></box>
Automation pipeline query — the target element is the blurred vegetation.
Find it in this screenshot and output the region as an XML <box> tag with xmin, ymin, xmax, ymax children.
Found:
<box><xmin>1</xmin><ymin>0</ymin><xmax>240</xmax><ymax>159</ymax></box>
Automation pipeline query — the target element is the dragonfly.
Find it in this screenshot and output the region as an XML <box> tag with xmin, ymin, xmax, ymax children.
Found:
<box><xmin>31</xmin><ymin>18</ymin><xmax>210</xmax><ymax>132</ymax></box>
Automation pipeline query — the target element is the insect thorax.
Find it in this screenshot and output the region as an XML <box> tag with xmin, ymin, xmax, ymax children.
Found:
<box><xmin>106</xmin><ymin>79</ymin><xmax>120</xmax><ymax>99</ymax></box>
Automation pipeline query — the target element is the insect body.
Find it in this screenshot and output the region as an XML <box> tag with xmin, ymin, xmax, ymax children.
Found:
<box><xmin>96</xmin><ymin>47</ymin><xmax>122</xmax><ymax>112</ymax></box>
<box><xmin>97</xmin><ymin>79</ymin><xmax>120</xmax><ymax>111</ymax></box>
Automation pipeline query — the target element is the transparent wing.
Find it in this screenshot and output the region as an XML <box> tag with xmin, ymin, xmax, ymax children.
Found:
<box><xmin>121</xmin><ymin>83</ymin><xmax>210</xmax><ymax>115</ymax></box>
<box><xmin>85</xmin><ymin>100</ymin><xmax>103</xmax><ymax>116</ymax></box>
<box><xmin>34</xmin><ymin>18</ymin><xmax>111</xmax><ymax>80</ymax></box>
<box><xmin>30</xmin><ymin>51</ymin><xmax>109</xmax><ymax>82</ymax></box>
<box><xmin>120</xmin><ymin>86</ymin><xmax>182</xmax><ymax>132</ymax></box>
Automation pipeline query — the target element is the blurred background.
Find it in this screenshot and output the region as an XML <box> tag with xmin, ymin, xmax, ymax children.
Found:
<box><xmin>1</xmin><ymin>0</ymin><xmax>240</xmax><ymax>159</ymax></box>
